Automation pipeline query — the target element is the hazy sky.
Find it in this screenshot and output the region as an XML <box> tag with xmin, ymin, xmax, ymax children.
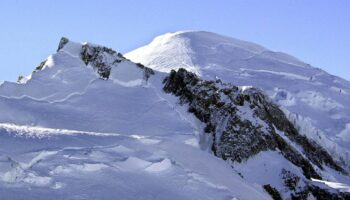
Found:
<box><xmin>0</xmin><ymin>0</ymin><xmax>349</xmax><ymax>81</ymax></box>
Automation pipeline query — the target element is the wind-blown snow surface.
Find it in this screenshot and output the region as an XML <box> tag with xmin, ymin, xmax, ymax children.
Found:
<box><xmin>126</xmin><ymin>31</ymin><xmax>350</xmax><ymax>170</ymax></box>
<box><xmin>0</xmin><ymin>125</ymin><xmax>269</xmax><ymax>200</ymax></box>
<box><xmin>0</xmin><ymin>40</ymin><xmax>269</xmax><ymax>199</ymax></box>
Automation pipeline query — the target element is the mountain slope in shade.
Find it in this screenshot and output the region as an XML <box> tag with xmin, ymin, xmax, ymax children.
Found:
<box><xmin>126</xmin><ymin>31</ymin><xmax>350</xmax><ymax>170</ymax></box>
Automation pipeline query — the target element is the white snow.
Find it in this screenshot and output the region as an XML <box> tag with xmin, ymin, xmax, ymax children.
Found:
<box><xmin>0</xmin><ymin>123</ymin><xmax>118</xmax><ymax>137</ymax></box>
<box><xmin>51</xmin><ymin>163</ymin><xmax>107</xmax><ymax>174</ymax></box>
<box><xmin>145</xmin><ymin>158</ymin><xmax>172</xmax><ymax>172</ymax></box>
<box><xmin>312</xmin><ymin>179</ymin><xmax>350</xmax><ymax>193</ymax></box>
<box><xmin>125</xmin><ymin>31</ymin><xmax>200</xmax><ymax>75</ymax></box>
<box><xmin>109</xmin><ymin>61</ymin><xmax>144</xmax><ymax>87</ymax></box>
<box><xmin>0</xmin><ymin>124</ymin><xmax>270</xmax><ymax>200</ymax></box>
<box><xmin>338</xmin><ymin>123</ymin><xmax>350</xmax><ymax>142</ymax></box>
<box><xmin>116</xmin><ymin>156</ymin><xmax>152</xmax><ymax>171</ymax></box>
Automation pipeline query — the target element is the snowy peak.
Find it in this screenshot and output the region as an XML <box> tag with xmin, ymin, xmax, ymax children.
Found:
<box><xmin>126</xmin><ymin>31</ymin><xmax>309</xmax><ymax>75</ymax></box>
<box><xmin>126</xmin><ymin>30</ymin><xmax>350</xmax><ymax>173</ymax></box>
<box><xmin>35</xmin><ymin>37</ymin><xmax>154</xmax><ymax>83</ymax></box>
<box><xmin>169</xmin><ymin>31</ymin><xmax>268</xmax><ymax>54</ymax></box>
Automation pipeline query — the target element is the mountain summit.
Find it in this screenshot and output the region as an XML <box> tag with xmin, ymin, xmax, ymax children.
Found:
<box><xmin>126</xmin><ymin>31</ymin><xmax>350</xmax><ymax>172</ymax></box>
<box><xmin>126</xmin><ymin>31</ymin><xmax>310</xmax><ymax>74</ymax></box>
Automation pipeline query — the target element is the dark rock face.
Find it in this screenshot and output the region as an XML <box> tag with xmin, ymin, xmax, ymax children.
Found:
<box><xmin>306</xmin><ymin>186</ymin><xmax>350</xmax><ymax>200</ymax></box>
<box><xmin>253</xmin><ymin>91</ymin><xmax>346</xmax><ymax>174</ymax></box>
<box><xmin>280</xmin><ymin>169</ymin><xmax>350</xmax><ymax>199</ymax></box>
<box><xmin>135</xmin><ymin>62</ymin><xmax>155</xmax><ymax>80</ymax></box>
<box><xmin>291</xmin><ymin>185</ymin><xmax>350</xmax><ymax>200</ymax></box>
<box><xmin>163</xmin><ymin>68</ymin><xmax>348</xmax><ymax>199</ymax></box>
<box><xmin>263</xmin><ymin>184</ymin><xmax>283</xmax><ymax>200</ymax></box>
<box><xmin>80</xmin><ymin>44</ymin><xmax>122</xmax><ymax>79</ymax></box>
<box><xmin>17</xmin><ymin>75</ymin><xmax>24</xmax><ymax>83</ymax></box>
<box><xmin>57</xmin><ymin>37</ymin><xmax>69</xmax><ymax>52</ymax></box>
<box><xmin>33</xmin><ymin>59</ymin><xmax>47</xmax><ymax>73</ymax></box>
<box><xmin>80</xmin><ymin>44</ymin><xmax>154</xmax><ymax>81</ymax></box>
<box><xmin>281</xmin><ymin>169</ymin><xmax>301</xmax><ymax>191</ymax></box>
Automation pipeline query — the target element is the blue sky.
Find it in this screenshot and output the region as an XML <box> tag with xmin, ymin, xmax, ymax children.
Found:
<box><xmin>0</xmin><ymin>0</ymin><xmax>349</xmax><ymax>81</ymax></box>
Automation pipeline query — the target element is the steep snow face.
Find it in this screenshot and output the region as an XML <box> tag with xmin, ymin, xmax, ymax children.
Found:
<box><xmin>0</xmin><ymin>38</ymin><xmax>270</xmax><ymax>199</ymax></box>
<box><xmin>126</xmin><ymin>31</ymin><xmax>350</xmax><ymax>169</ymax></box>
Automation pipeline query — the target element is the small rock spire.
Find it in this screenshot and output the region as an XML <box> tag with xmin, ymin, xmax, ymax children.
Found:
<box><xmin>57</xmin><ymin>37</ymin><xmax>69</xmax><ymax>52</ymax></box>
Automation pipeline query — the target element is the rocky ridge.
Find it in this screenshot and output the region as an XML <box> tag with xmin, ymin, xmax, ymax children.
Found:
<box><xmin>163</xmin><ymin>68</ymin><xmax>349</xmax><ymax>199</ymax></box>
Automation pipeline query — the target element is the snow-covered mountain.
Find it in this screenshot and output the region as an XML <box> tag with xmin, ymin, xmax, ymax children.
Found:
<box><xmin>0</xmin><ymin>34</ymin><xmax>349</xmax><ymax>199</ymax></box>
<box><xmin>126</xmin><ymin>31</ymin><xmax>350</xmax><ymax>172</ymax></box>
<box><xmin>0</xmin><ymin>37</ymin><xmax>272</xmax><ymax>200</ymax></box>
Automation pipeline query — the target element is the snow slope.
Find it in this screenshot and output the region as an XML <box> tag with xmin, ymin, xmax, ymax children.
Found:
<box><xmin>126</xmin><ymin>31</ymin><xmax>350</xmax><ymax>170</ymax></box>
<box><xmin>0</xmin><ymin>38</ymin><xmax>270</xmax><ymax>199</ymax></box>
<box><xmin>0</xmin><ymin>125</ymin><xmax>271</xmax><ymax>200</ymax></box>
